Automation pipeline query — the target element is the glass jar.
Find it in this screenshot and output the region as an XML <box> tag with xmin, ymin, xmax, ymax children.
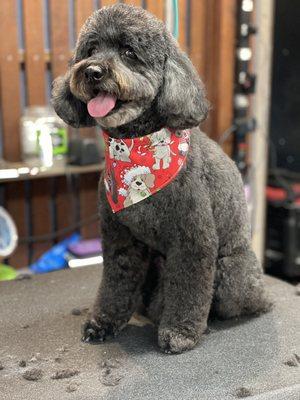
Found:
<box><xmin>20</xmin><ymin>106</ymin><xmax>68</xmax><ymax>167</ymax></box>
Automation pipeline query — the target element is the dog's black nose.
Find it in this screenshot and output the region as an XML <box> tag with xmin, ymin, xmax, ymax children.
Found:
<box><xmin>84</xmin><ymin>66</ymin><xmax>104</xmax><ymax>82</ymax></box>
<box><xmin>136</xmin><ymin>181</ymin><xmax>142</xmax><ymax>186</ymax></box>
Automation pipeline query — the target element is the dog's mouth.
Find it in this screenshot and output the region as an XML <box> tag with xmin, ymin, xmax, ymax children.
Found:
<box><xmin>87</xmin><ymin>93</ymin><xmax>128</xmax><ymax>118</ymax></box>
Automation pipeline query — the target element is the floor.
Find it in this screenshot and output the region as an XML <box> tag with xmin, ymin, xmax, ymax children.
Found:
<box><xmin>0</xmin><ymin>266</ymin><xmax>299</xmax><ymax>400</ymax></box>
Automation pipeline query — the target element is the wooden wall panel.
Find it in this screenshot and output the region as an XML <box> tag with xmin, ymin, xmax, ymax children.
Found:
<box><xmin>123</xmin><ymin>0</ymin><xmax>142</xmax><ymax>6</ymax></box>
<box><xmin>49</xmin><ymin>0</ymin><xmax>70</xmax><ymax>78</ymax></box>
<box><xmin>178</xmin><ymin>0</ymin><xmax>188</xmax><ymax>52</ymax></box>
<box><xmin>202</xmin><ymin>0</ymin><xmax>236</xmax><ymax>151</ymax></box>
<box><xmin>79</xmin><ymin>173</ymin><xmax>100</xmax><ymax>239</ymax></box>
<box><xmin>0</xmin><ymin>1</ymin><xmax>28</xmax><ymax>267</ymax></box>
<box><xmin>190</xmin><ymin>0</ymin><xmax>206</xmax><ymax>77</ymax></box>
<box><xmin>101</xmin><ymin>1</ymin><xmax>118</xmax><ymax>6</ymax></box>
<box><xmin>31</xmin><ymin>180</ymin><xmax>52</xmax><ymax>261</ymax></box>
<box><xmin>0</xmin><ymin>1</ymin><xmax>22</xmax><ymax>161</ymax></box>
<box><xmin>75</xmin><ymin>0</ymin><xmax>96</xmax><ymax>140</ymax></box>
<box><xmin>213</xmin><ymin>0</ymin><xmax>236</xmax><ymax>153</ymax></box>
<box><xmin>75</xmin><ymin>0</ymin><xmax>95</xmax><ymax>32</ymax></box>
<box><xmin>23</xmin><ymin>0</ymin><xmax>46</xmax><ymax>104</ymax></box>
<box><xmin>146</xmin><ymin>1</ymin><xmax>165</xmax><ymax>20</ymax></box>
<box><xmin>202</xmin><ymin>0</ymin><xmax>219</xmax><ymax>136</ymax></box>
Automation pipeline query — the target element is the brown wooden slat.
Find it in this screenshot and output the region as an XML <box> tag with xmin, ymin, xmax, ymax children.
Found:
<box><xmin>53</xmin><ymin>175</ymin><xmax>74</xmax><ymax>242</ymax></box>
<box><xmin>49</xmin><ymin>0</ymin><xmax>70</xmax><ymax>78</ymax></box>
<box><xmin>31</xmin><ymin>180</ymin><xmax>52</xmax><ymax>261</ymax></box>
<box><xmin>202</xmin><ymin>0</ymin><xmax>219</xmax><ymax>138</ymax></box>
<box><xmin>100</xmin><ymin>0</ymin><xmax>118</xmax><ymax>6</ymax></box>
<box><xmin>75</xmin><ymin>0</ymin><xmax>95</xmax><ymax>32</ymax></box>
<box><xmin>74</xmin><ymin>0</ymin><xmax>97</xmax><ymax>138</ymax></box>
<box><xmin>79</xmin><ymin>173</ymin><xmax>100</xmax><ymax>239</ymax></box>
<box><xmin>23</xmin><ymin>0</ymin><xmax>46</xmax><ymax>105</ymax></box>
<box><xmin>146</xmin><ymin>1</ymin><xmax>165</xmax><ymax>21</ymax></box>
<box><xmin>178</xmin><ymin>0</ymin><xmax>188</xmax><ymax>52</ymax></box>
<box><xmin>0</xmin><ymin>1</ymin><xmax>22</xmax><ymax>161</ymax></box>
<box><xmin>122</xmin><ymin>0</ymin><xmax>142</xmax><ymax>6</ymax></box>
<box><xmin>19</xmin><ymin>49</ymin><xmax>71</xmax><ymax>65</ymax></box>
<box><xmin>215</xmin><ymin>0</ymin><xmax>236</xmax><ymax>154</ymax></box>
<box><xmin>203</xmin><ymin>0</ymin><xmax>236</xmax><ymax>153</ymax></box>
<box><xmin>189</xmin><ymin>0</ymin><xmax>206</xmax><ymax>76</ymax></box>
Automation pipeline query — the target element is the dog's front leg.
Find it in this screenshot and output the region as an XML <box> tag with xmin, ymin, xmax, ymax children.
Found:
<box><xmin>82</xmin><ymin>219</ymin><xmax>149</xmax><ymax>343</ymax></box>
<box><xmin>158</xmin><ymin>231</ymin><xmax>218</xmax><ymax>354</ymax></box>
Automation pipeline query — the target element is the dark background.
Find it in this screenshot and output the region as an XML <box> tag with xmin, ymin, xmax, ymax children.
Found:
<box><xmin>270</xmin><ymin>0</ymin><xmax>300</xmax><ymax>173</ymax></box>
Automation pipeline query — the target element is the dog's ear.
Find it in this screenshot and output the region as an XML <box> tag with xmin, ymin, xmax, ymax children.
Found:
<box><xmin>157</xmin><ymin>38</ymin><xmax>210</xmax><ymax>129</ymax></box>
<box><xmin>51</xmin><ymin>72</ymin><xmax>96</xmax><ymax>128</ymax></box>
<box><xmin>143</xmin><ymin>174</ymin><xmax>155</xmax><ymax>188</ymax></box>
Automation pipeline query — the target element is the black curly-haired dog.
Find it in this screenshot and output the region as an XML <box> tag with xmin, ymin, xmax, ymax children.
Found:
<box><xmin>52</xmin><ymin>4</ymin><xmax>270</xmax><ymax>354</ymax></box>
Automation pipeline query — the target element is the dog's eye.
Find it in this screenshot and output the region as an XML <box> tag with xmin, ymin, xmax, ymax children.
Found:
<box><xmin>87</xmin><ymin>47</ymin><xmax>97</xmax><ymax>57</ymax></box>
<box><xmin>123</xmin><ymin>47</ymin><xmax>137</xmax><ymax>60</ymax></box>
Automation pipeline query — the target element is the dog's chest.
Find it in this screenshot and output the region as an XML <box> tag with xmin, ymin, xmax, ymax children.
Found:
<box><xmin>116</xmin><ymin>190</ymin><xmax>170</xmax><ymax>252</ymax></box>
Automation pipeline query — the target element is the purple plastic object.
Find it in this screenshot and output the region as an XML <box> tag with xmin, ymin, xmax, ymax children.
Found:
<box><xmin>68</xmin><ymin>238</ymin><xmax>102</xmax><ymax>257</ymax></box>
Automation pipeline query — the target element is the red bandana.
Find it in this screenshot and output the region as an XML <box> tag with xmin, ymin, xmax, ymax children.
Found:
<box><xmin>103</xmin><ymin>128</ymin><xmax>190</xmax><ymax>213</ymax></box>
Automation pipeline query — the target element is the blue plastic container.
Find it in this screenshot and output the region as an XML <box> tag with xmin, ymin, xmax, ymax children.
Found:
<box><xmin>30</xmin><ymin>233</ymin><xmax>81</xmax><ymax>274</ymax></box>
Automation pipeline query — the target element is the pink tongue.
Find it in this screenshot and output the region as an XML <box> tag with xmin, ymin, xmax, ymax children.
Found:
<box><xmin>87</xmin><ymin>93</ymin><xmax>117</xmax><ymax>118</ymax></box>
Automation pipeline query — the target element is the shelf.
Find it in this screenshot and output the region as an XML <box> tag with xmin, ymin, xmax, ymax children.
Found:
<box><xmin>0</xmin><ymin>161</ymin><xmax>104</xmax><ymax>183</ymax></box>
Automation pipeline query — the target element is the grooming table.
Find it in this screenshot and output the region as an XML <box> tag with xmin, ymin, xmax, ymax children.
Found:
<box><xmin>1</xmin><ymin>266</ymin><xmax>299</xmax><ymax>400</ymax></box>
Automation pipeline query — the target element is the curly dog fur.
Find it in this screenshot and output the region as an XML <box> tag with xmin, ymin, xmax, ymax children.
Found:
<box><xmin>52</xmin><ymin>4</ymin><xmax>270</xmax><ymax>354</ymax></box>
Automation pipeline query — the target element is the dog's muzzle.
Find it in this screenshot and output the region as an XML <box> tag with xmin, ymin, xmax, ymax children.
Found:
<box><xmin>84</xmin><ymin>66</ymin><xmax>105</xmax><ymax>83</ymax></box>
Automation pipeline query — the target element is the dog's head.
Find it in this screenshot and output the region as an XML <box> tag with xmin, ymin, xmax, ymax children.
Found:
<box><xmin>130</xmin><ymin>173</ymin><xmax>155</xmax><ymax>191</ymax></box>
<box><xmin>51</xmin><ymin>4</ymin><xmax>209</xmax><ymax>132</ymax></box>
<box><xmin>109</xmin><ymin>138</ymin><xmax>129</xmax><ymax>155</ymax></box>
<box><xmin>150</xmin><ymin>129</ymin><xmax>171</xmax><ymax>146</ymax></box>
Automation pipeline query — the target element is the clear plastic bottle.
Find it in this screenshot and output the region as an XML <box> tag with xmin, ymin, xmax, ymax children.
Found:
<box><xmin>20</xmin><ymin>106</ymin><xmax>68</xmax><ymax>167</ymax></box>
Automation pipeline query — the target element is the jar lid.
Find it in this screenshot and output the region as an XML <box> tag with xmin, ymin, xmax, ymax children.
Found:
<box><xmin>23</xmin><ymin>106</ymin><xmax>56</xmax><ymax>118</ymax></box>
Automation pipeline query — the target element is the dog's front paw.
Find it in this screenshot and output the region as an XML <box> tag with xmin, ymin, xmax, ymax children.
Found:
<box><xmin>81</xmin><ymin>314</ymin><xmax>127</xmax><ymax>344</ymax></box>
<box><xmin>158</xmin><ymin>327</ymin><xmax>198</xmax><ymax>354</ymax></box>
<box><xmin>81</xmin><ymin>318</ymin><xmax>108</xmax><ymax>344</ymax></box>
